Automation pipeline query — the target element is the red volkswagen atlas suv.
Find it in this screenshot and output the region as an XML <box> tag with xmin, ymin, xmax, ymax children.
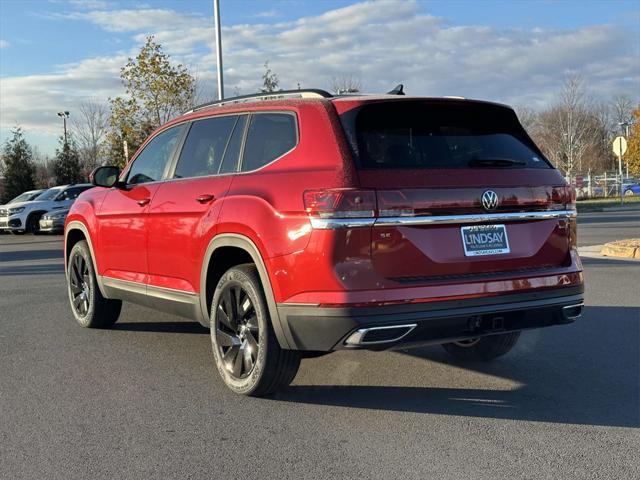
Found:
<box><xmin>64</xmin><ymin>87</ymin><xmax>583</xmax><ymax>396</ymax></box>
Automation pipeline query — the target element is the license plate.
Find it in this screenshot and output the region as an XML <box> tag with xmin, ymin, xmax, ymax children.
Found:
<box><xmin>0</xmin><ymin>220</ymin><xmax>7</xmax><ymax>228</ymax></box>
<box><xmin>461</xmin><ymin>224</ymin><xmax>510</xmax><ymax>256</ymax></box>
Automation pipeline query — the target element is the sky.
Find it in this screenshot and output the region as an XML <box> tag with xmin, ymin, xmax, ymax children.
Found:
<box><xmin>0</xmin><ymin>0</ymin><xmax>639</xmax><ymax>156</ymax></box>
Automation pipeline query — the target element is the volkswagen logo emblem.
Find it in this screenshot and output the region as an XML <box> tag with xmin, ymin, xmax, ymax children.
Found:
<box><xmin>481</xmin><ymin>190</ymin><xmax>499</xmax><ymax>211</ymax></box>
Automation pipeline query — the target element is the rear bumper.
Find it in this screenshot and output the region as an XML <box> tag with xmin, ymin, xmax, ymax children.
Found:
<box><xmin>276</xmin><ymin>285</ymin><xmax>584</xmax><ymax>351</ymax></box>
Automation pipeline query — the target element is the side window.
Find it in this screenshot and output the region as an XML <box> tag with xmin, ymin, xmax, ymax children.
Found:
<box><xmin>241</xmin><ymin>113</ymin><xmax>297</xmax><ymax>172</ymax></box>
<box><xmin>60</xmin><ymin>186</ymin><xmax>90</xmax><ymax>200</ymax></box>
<box><xmin>127</xmin><ymin>126</ymin><xmax>183</xmax><ymax>185</ymax></box>
<box><xmin>174</xmin><ymin>116</ymin><xmax>238</xmax><ymax>179</ymax></box>
<box><xmin>219</xmin><ymin>115</ymin><xmax>247</xmax><ymax>174</ymax></box>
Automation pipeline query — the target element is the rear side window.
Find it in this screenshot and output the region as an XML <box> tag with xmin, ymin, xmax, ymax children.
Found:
<box><xmin>241</xmin><ymin>113</ymin><xmax>297</xmax><ymax>172</ymax></box>
<box><xmin>348</xmin><ymin>102</ymin><xmax>550</xmax><ymax>169</ymax></box>
<box><xmin>127</xmin><ymin>125</ymin><xmax>184</xmax><ymax>184</ymax></box>
<box><xmin>174</xmin><ymin>115</ymin><xmax>238</xmax><ymax>178</ymax></box>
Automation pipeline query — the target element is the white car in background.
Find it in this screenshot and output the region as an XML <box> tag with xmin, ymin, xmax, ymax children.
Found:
<box><xmin>0</xmin><ymin>189</ymin><xmax>45</xmax><ymax>232</ymax></box>
<box><xmin>0</xmin><ymin>184</ymin><xmax>92</xmax><ymax>234</ymax></box>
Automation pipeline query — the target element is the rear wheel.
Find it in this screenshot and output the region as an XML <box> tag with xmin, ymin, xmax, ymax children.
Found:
<box><xmin>442</xmin><ymin>332</ymin><xmax>520</xmax><ymax>361</ymax></box>
<box><xmin>67</xmin><ymin>240</ymin><xmax>121</xmax><ymax>328</ymax></box>
<box><xmin>624</xmin><ymin>189</ymin><xmax>635</xmax><ymax>197</ymax></box>
<box><xmin>210</xmin><ymin>264</ymin><xmax>300</xmax><ymax>396</ymax></box>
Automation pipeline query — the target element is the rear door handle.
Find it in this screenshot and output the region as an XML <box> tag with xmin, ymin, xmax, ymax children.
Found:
<box><xmin>137</xmin><ymin>198</ymin><xmax>150</xmax><ymax>207</ymax></box>
<box><xmin>196</xmin><ymin>194</ymin><xmax>215</xmax><ymax>204</ymax></box>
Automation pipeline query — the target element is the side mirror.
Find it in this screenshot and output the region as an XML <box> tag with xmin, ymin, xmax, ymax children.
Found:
<box><xmin>91</xmin><ymin>166</ymin><xmax>121</xmax><ymax>188</ymax></box>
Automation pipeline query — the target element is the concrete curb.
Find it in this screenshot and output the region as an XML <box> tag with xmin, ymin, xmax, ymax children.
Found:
<box><xmin>578</xmin><ymin>244</ymin><xmax>640</xmax><ymax>261</ymax></box>
<box><xmin>600</xmin><ymin>240</ymin><xmax>640</xmax><ymax>260</ymax></box>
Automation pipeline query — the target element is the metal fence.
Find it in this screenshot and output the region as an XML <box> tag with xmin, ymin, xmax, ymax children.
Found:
<box><xmin>568</xmin><ymin>172</ymin><xmax>637</xmax><ymax>199</ymax></box>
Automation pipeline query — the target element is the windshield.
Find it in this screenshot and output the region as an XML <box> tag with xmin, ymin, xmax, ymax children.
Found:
<box><xmin>8</xmin><ymin>191</ymin><xmax>41</xmax><ymax>204</ymax></box>
<box><xmin>34</xmin><ymin>188</ymin><xmax>63</xmax><ymax>201</ymax></box>
<box><xmin>347</xmin><ymin>102</ymin><xmax>551</xmax><ymax>169</ymax></box>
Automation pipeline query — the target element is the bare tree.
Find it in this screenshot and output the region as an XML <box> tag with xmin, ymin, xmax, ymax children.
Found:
<box><xmin>536</xmin><ymin>75</ymin><xmax>596</xmax><ymax>176</ymax></box>
<box><xmin>73</xmin><ymin>99</ymin><xmax>108</xmax><ymax>176</ymax></box>
<box><xmin>514</xmin><ymin>106</ymin><xmax>537</xmax><ymax>135</ymax></box>
<box><xmin>610</xmin><ymin>94</ymin><xmax>634</xmax><ymax>133</ymax></box>
<box><xmin>330</xmin><ymin>74</ymin><xmax>363</xmax><ymax>95</ymax></box>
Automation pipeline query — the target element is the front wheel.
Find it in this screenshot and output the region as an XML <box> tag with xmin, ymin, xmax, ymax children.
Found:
<box><xmin>624</xmin><ymin>189</ymin><xmax>635</xmax><ymax>197</ymax></box>
<box><xmin>67</xmin><ymin>240</ymin><xmax>122</xmax><ymax>328</ymax></box>
<box><xmin>210</xmin><ymin>264</ymin><xmax>300</xmax><ymax>396</ymax></box>
<box><xmin>25</xmin><ymin>214</ymin><xmax>41</xmax><ymax>234</ymax></box>
<box><xmin>442</xmin><ymin>332</ymin><xmax>520</xmax><ymax>361</ymax></box>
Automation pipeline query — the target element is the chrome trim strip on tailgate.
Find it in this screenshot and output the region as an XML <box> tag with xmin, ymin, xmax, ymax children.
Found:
<box><xmin>310</xmin><ymin>210</ymin><xmax>576</xmax><ymax>229</ymax></box>
<box><xmin>310</xmin><ymin>218</ymin><xmax>376</xmax><ymax>229</ymax></box>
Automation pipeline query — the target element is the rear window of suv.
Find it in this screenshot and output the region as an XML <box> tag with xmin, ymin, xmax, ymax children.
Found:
<box><xmin>346</xmin><ymin>101</ymin><xmax>550</xmax><ymax>169</ymax></box>
<box><xmin>241</xmin><ymin>113</ymin><xmax>297</xmax><ymax>172</ymax></box>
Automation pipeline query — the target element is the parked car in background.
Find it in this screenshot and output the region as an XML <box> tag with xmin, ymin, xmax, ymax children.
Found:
<box><xmin>65</xmin><ymin>88</ymin><xmax>583</xmax><ymax>396</ymax></box>
<box><xmin>4</xmin><ymin>184</ymin><xmax>92</xmax><ymax>234</ymax></box>
<box><xmin>623</xmin><ymin>181</ymin><xmax>640</xmax><ymax>196</ymax></box>
<box><xmin>0</xmin><ymin>189</ymin><xmax>45</xmax><ymax>232</ymax></box>
<box><xmin>39</xmin><ymin>208</ymin><xmax>70</xmax><ymax>234</ymax></box>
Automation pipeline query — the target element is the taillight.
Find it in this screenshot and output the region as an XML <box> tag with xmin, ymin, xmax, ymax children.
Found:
<box><xmin>564</xmin><ymin>186</ymin><xmax>577</xmax><ymax>248</ymax></box>
<box><xmin>303</xmin><ymin>189</ymin><xmax>376</xmax><ymax>218</ymax></box>
<box><xmin>565</xmin><ymin>185</ymin><xmax>576</xmax><ymax>211</ymax></box>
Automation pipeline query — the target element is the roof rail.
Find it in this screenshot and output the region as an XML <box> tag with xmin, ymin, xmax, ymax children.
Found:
<box><xmin>186</xmin><ymin>89</ymin><xmax>333</xmax><ymax>113</ymax></box>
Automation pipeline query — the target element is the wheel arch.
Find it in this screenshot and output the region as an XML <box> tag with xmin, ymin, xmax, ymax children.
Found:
<box><xmin>200</xmin><ymin>233</ymin><xmax>293</xmax><ymax>349</ymax></box>
<box><xmin>25</xmin><ymin>210</ymin><xmax>48</xmax><ymax>230</ymax></box>
<box><xmin>65</xmin><ymin>220</ymin><xmax>107</xmax><ymax>297</ymax></box>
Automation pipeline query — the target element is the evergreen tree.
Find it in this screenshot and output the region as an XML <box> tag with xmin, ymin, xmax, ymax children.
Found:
<box><xmin>2</xmin><ymin>126</ymin><xmax>36</xmax><ymax>202</ymax></box>
<box><xmin>53</xmin><ymin>135</ymin><xmax>83</xmax><ymax>184</ymax></box>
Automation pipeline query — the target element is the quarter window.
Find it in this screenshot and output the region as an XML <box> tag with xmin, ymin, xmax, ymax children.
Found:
<box><xmin>174</xmin><ymin>116</ymin><xmax>238</xmax><ymax>179</ymax></box>
<box><xmin>127</xmin><ymin>125</ymin><xmax>184</xmax><ymax>184</ymax></box>
<box><xmin>241</xmin><ymin>113</ymin><xmax>297</xmax><ymax>172</ymax></box>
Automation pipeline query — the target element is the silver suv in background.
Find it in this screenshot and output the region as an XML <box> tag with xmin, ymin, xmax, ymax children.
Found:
<box><xmin>1</xmin><ymin>184</ymin><xmax>92</xmax><ymax>234</ymax></box>
<box><xmin>0</xmin><ymin>189</ymin><xmax>45</xmax><ymax>232</ymax></box>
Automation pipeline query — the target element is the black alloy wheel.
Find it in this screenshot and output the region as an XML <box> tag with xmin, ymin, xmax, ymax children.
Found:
<box><xmin>215</xmin><ymin>283</ymin><xmax>260</xmax><ymax>379</ymax></box>
<box><xmin>210</xmin><ymin>264</ymin><xmax>300</xmax><ymax>396</ymax></box>
<box><xmin>69</xmin><ymin>252</ymin><xmax>91</xmax><ymax>317</ymax></box>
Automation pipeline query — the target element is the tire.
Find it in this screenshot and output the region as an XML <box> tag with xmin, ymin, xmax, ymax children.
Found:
<box><xmin>441</xmin><ymin>332</ymin><xmax>520</xmax><ymax>361</ymax></box>
<box><xmin>25</xmin><ymin>214</ymin><xmax>41</xmax><ymax>234</ymax></box>
<box><xmin>624</xmin><ymin>189</ymin><xmax>634</xmax><ymax>197</ymax></box>
<box><xmin>67</xmin><ymin>240</ymin><xmax>122</xmax><ymax>328</ymax></box>
<box><xmin>210</xmin><ymin>264</ymin><xmax>300</xmax><ymax>396</ymax></box>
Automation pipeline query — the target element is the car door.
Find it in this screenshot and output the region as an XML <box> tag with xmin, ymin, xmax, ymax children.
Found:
<box><xmin>146</xmin><ymin>114</ymin><xmax>247</xmax><ymax>295</ymax></box>
<box><xmin>96</xmin><ymin>125</ymin><xmax>185</xmax><ymax>284</ymax></box>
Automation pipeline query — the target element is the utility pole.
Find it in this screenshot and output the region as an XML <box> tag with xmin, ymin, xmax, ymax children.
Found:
<box><xmin>213</xmin><ymin>0</ymin><xmax>224</xmax><ymax>100</ymax></box>
<box><xmin>57</xmin><ymin>111</ymin><xmax>70</xmax><ymax>145</ymax></box>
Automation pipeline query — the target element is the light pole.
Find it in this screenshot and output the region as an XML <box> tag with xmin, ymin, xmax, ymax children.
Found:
<box><xmin>213</xmin><ymin>0</ymin><xmax>224</xmax><ymax>100</ymax></box>
<box><xmin>57</xmin><ymin>111</ymin><xmax>70</xmax><ymax>145</ymax></box>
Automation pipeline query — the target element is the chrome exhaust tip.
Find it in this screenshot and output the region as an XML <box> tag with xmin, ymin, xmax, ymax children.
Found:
<box><xmin>562</xmin><ymin>303</ymin><xmax>584</xmax><ymax>321</ymax></box>
<box><xmin>345</xmin><ymin>324</ymin><xmax>417</xmax><ymax>346</ymax></box>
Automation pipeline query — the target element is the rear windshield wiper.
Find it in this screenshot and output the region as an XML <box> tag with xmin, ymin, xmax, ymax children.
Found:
<box><xmin>468</xmin><ymin>157</ymin><xmax>527</xmax><ymax>167</ymax></box>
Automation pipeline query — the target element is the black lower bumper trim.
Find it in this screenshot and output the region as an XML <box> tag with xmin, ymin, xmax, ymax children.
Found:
<box><xmin>277</xmin><ymin>286</ymin><xmax>584</xmax><ymax>351</ymax></box>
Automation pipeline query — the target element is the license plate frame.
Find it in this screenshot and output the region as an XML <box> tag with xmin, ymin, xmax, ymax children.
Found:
<box><xmin>461</xmin><ymin>224</ymin><xmax>510</xmax><ymax>257</ymax></box>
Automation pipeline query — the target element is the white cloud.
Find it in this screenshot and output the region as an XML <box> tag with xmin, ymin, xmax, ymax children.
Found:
<box><xmin>67</xmin><ymin>0</ymin><xmax>111</xmax><ymax>9</ymax></box>
<box><xmin>2</xmin><ymin>0</ymin><xmax>639</xmax><ymax>153</ymax></box>
<box><xmin>0</xmin><ymin>40</ymin><xmax>9</xmax><ymax>49</ymax></box>
<box><xmin>254</xmin><ymin>10</ymin><xmax>279</xmax><ymax>19</ymax></box>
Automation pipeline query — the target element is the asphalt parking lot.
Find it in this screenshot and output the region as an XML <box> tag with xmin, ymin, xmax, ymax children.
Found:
<box><xmin>1</xmin><ymin>211</ymin><xmax>638</xmax><ymax>480</ymax></box>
